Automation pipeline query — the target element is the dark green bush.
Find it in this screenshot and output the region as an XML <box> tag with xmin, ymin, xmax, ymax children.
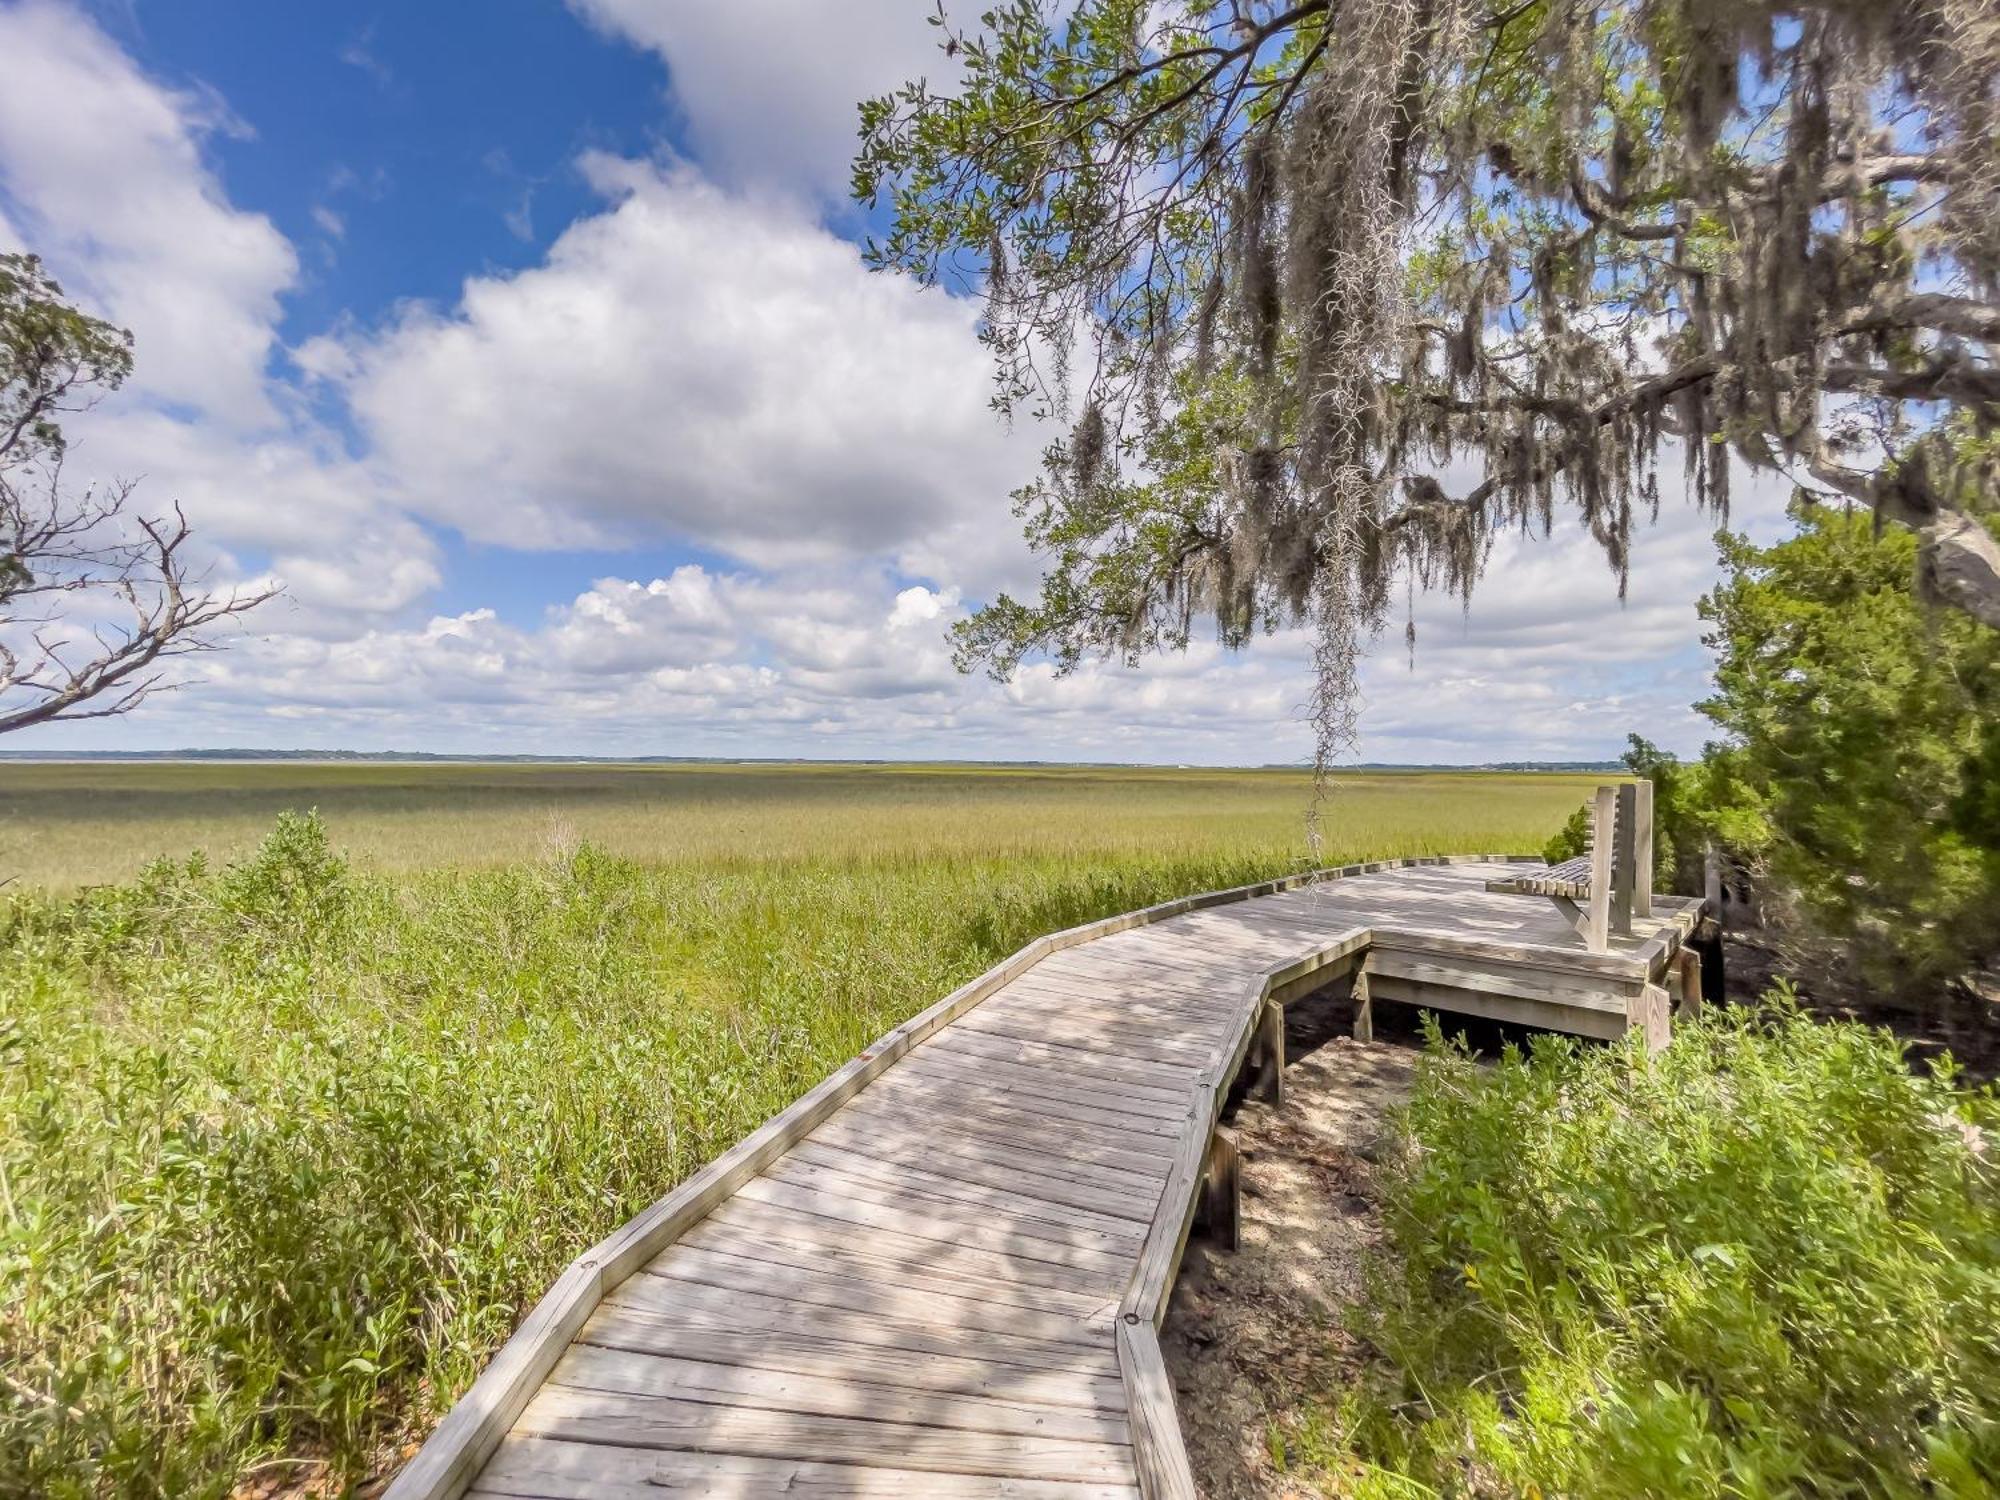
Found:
<box><xmin>1542</xmin><ymin>803</ymin><xmax>1592</xmax><ymax>866</ymax></box>
<box><xmin>1320</xmin><ymin>998</ymin><xmax>2000</xmax><ymax>1498</ymax></box>
<box><xmin>1697</xmin><ymin>506</ymin><xmax>2000</xmax><ymax>994</ymax></box>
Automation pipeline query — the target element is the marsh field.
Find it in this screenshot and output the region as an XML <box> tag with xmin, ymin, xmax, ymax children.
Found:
<box><xmin>0</xmin><ymin>758</ymin><xmax>1600</xmax><ymax>888</ymax></box>
<box><xmin>0</xmin><ymin>758</ymin><xmax>1596</xmax><ymax>1495</ymax></box>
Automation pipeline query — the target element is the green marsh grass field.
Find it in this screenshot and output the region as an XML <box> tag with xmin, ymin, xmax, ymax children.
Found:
<box><xmin>1</xmin><ymin>759</ymin><xmax>1601</xmax><ymax>887</ymax></box>
<box><xmin>0</xmin><ymin>761</ymin><xmax>1595</xmax><ymax>1495</ymax></box>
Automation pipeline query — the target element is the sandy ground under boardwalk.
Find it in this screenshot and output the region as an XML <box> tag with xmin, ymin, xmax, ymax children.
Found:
<box><xmin>1160</xmin><ymin>987</ymin><xmax>1421</xmax><ymax>1500</ymax></box>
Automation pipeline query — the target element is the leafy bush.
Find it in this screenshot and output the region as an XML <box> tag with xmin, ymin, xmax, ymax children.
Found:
<box><xmin>1542</xmin><ymin>803</ymin><xmax>1591</xmax><ymax>866</ymax></box>
<box><xmin>1697</xmin><ymin>505</ymin><xmax>2000</xmax><ymax>994</ymax></box>
<box><xmin>1310</xmin><ymin>999</ymin><xmax>2000</xmax><ymax>1498</ymax></box>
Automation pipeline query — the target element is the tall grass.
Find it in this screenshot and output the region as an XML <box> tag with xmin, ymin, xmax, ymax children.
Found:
<box><xmin>0</xmin><ymin>760</ymin><xmax>1598</xmax><ymax>888</ymax></box>
<box><xmin>2</xmin><ymin>809</ymin><xmax>1322</xmax><ymax>1496</ymax></box>
<box><xmin>1294</xmin><ymin>999</ymin><xmax>2000</xmax><ymax>1498</ymax></box>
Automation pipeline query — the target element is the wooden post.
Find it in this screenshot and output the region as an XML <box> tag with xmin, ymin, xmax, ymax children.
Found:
<box><xmin>1118</xmin><ymin>1320</ymin><xmax>1198</xmax><ymax>1500</ymax></box>
<box><xmin>1587</xmin><ymin>785</ymin><xmax>1616</xmax><ymax>953</ymax></box>
<box><xmin>1704</xmin><ymin>841</ymin><xmax>1724</xmax><ymax>914</ymax></box>
<box><xmin>1611</xmin><ymin>783</ymin><xmax>1637</xmax><ymax>939</ymax></box>
<box><xmin>1258</xmin><ymin>1000</ymin><xmax>1285</xmax><ymax>1106</ymax></box>
<box><xmin>1632</xmin><ymin>778</ymin><xmax>1654</xmax><ymax>918</ymax></box>
<box><xmin>1197</xmin><ymin>1127</ymin><xmax>1241</xmax><ymax>1252</ymax></box>
<box><xmin>1676</xmin><ymin>947</ymin><xmax>1704</xmax><ymax>1019</ymax></box>
<box><xmin>1634</xmin><ymin>983</ymin><xmax>1671</xmax><ymax>1054</ymax></box>
<box><xmin>1352</xmin><ymin>968</ymin><xmax>1374</xmax><ymax>1042</ymax></box>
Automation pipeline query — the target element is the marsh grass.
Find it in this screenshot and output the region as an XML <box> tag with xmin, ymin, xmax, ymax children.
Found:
<box><xmin>1290</xmin><ymin>1000</ymin><xmax>2000</xmax><ymax>1498</ymax></box>
<box><xmin>0</xmin><ymin>760</ymin><xmax>1601</xmax><ymax>889</ymax></box>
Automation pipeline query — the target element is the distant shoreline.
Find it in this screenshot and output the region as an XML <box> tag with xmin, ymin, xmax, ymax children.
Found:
<box><xmin>0</xmin><ymin>749</ymin><xmax>1624</xmax><ymax>772</ymax></box>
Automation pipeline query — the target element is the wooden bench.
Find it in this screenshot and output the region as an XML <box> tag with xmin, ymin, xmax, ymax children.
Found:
<box><xmin>1487</xmin><ymin>782</ymin><xmax>1654</xmax><ymax>953</ymax></box>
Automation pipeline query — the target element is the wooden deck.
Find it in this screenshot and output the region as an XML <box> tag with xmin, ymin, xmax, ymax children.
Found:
<box><xmin>388</xmin><ymin>858</ymin><xmax>1705</xmax><ymax>1500</ymax></box>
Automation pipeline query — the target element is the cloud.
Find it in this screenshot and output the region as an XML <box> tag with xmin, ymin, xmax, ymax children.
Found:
<box><xmin>567</xmin><ymin>0</ymin><xmax>945</xmax><ymax>199</ymax></box>
<box><xmin>338</xmin><ymin>27</ymin><xmax>395</xmax><ymax>91</ymax></box>
<box><xmin>0</xmin><ymin>1</ymin><xmax>436</xmax><ymax>639</ymax></box>
<box><xmin>299</xmin><ymin>155</ymin><xmax>1036</xmax><ymax>573</ymax></box>
<box><xmin>0</xmin><ymin>0</ymin><xmax>297</xmax><ymax>428</ymax></box>
<box><xmin>49</xmin><ymin>461</ymin><xmax>1774</xmax><ymax>765</ymax></box>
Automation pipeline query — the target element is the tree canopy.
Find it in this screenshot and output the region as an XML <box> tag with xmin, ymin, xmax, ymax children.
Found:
<box><xmin>857</xmin><ymin>0</ymin><xmax>2000</xmax><ymax>775</ymax></box>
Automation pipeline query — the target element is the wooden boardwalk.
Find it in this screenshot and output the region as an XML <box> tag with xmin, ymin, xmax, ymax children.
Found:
<box><xmin>389</xmin><ymin>858</ymin><xmax>1705</xmax><ymax>1500</ymax></box>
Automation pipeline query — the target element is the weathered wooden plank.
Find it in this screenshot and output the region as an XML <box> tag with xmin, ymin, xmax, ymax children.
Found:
<box><xmin>759</xmin><ymin>1156</ymin><xmax>1142</xmax><ymax>1260</ymax></box>
<box><xmin>1612</xmin><ymin>783</ymin><xmax>1638</xmax><ymax>938</ymax></box>
<box><xmin>473</xmin><ymin>1434</ymin><xmax>1142</xmax><ymax>1500</ymax></box>
<box><xmin>1633</xmin><ymin>778</ymin><xmax>1655</xmax><ymax>918</ymax></box>
<box><xmin>1120</xmin><ymin>1107</ymin><xmax>1213</xmax><ymax>1328</ymax></box>
<box><xmin>548</xmin><ymin>1343</ymin><xmax>1131</xmax><ymax>1444</ymax></box>
<box><xmin>981</xmin><ymin>988</ymin><xmax>1233</xmax><ymax>1040</ymax></box>
<box><xmin>1362</xmin><ymin>947</ymin><xmax>1634</xmax><ymax>1013</ymax></box>
<box><xmin>1016</xmin><ymin>964</ymin><xmax>1248</xmax><ymax>1000</ymax></box>
<box><xmin>1196</xmin><ymin>1127</ymin><xmax>1240</xmax><ymax>1253</ymax></box>
<box><xmin>1367</xmin><ymin>974</ymin><xmax>1629</xmax><ymax>1041</ymax></box>
<box><xmin>816</xmin><ymin>1104</ymin><xmax>1169</xmax><ymax>1200</ymax></box>
<box><xmin>1050</xmin><ymin>941</ymin><xmax>1282</xmax><ymax>978</ymax></box>
<box><xmin>731</xmin><ymin>1173</ymin><xmax>1132</xmax><ymax>1278</ymax></box>
<box><xmin>1633</xmin><ymin>982</ymin><xmax>1672</xmax><ymax>1054</ymax></box>
<box><xmin>607</xmin><ymin>1273</ymin><xmax>1117</xmax><ymax>1377</ymax></box>
<box><xmin>903</xmin><ymin>1039</ymin><xmax>1194</xmax><ymax>1109</ymax></box>
<box><xmin>1115</xmin><ymin>1321</ymin><xmax>1197</xmax><ymax>1500</ymax></box>
<box><xmin>935</xmin><ymin>1018</ymin><xmax>1212</xmax><ymax>1078</ymax></box>
<box><xmin>577</xmin><ymin>1300</ymin><xmax>1126</xmax><ymax>1410</ymax></box>
<box><xmin>1676</xmin><ymin>946</ymin><xmax>1704</xmax><ymax>1019</ymax></box>
<box><xmin>928</xmin><ymin>1026</ymin><xmax>1202</xmax><ymax>1089</ymax></box>
<box><xmin>1256</xmin><ymin>999</ymin><xmax>1284</xmax><ymax>1106</ymax></box>
<box><xmin>707</xmin><ymin>1192</ymin><xmax>1126</xmax><ymax>1298</ymax></box>
<box><xmin>867</xmin><ymin>1066</ymin><xmax>1189</xmax><ymax>1140</ymax></box>
<box><xmin>514</xmin><ymin>1386</ymin><xmax>1140</xmax><ymax>1483</ymax></box>
<box><xmin>633</xmin><ymin>1246</ymin><xmax>1111</xmax><ymax>1347</ymax></box>
<box><xmin>681</xmin><ymin>1212</ymin><xmax>1121</xmax><ymax>1322</ymax></box>
<box><xmin>916</xmin><ymin>1040</ymin><xmax>1192</xmax><ymax>1112</ymax></box>
<box><xmin>984</xmin><ymin>956</ymin><xmax>1232</xmax><ymax>1004</ymax></box>
<box><xmin>897</xmin><ymin>1047</ymin><xmax>1194</xmax><ymax>1119</ymax></box>
<box><xmin>956</xmin><ymin>1010</ymin><xmax>1217</xmax><ymax>1067</ymax></box>
<box><xmin>1588</xmin><ymin>784</ymin><xmax>1617</xmax><ymax>953</ymax></box>
<box><xmin>784</xmin><ymin>1140</ymin><xmax>1155</xmax><ymax>1238</ymax></box>
<box><xmin>840</xmin><ymin>1093</ymin><xmax>1179</xmax><ymax>1177</ymax></box>
<box><xmin>1368</xmin><ymin>921</ymin><xmax>1664</xmax><ymax>978</ymax></box>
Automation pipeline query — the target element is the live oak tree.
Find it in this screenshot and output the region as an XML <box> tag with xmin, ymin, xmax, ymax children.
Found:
<box><xmin>856</xmin><ymin>0</ymin><xmax>2000</xmax><ymax>780</ymax></box>
<box><xmin>0</xmin><ymin>253</ymin><xmax>272</xmax><ymax>735</ymax></box>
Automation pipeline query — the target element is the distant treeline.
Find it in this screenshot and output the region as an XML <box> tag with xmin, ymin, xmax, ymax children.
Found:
<box><xmin>0</xmin><ymin>749</ymin><xmax>1624</xmax><ymax>771</ymax></box>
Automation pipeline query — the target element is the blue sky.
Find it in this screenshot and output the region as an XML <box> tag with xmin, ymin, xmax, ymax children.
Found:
<box><xmin>0</xmin><ymin>1</ymin><xmax>1784</xmax><ymax>764</ymax></box>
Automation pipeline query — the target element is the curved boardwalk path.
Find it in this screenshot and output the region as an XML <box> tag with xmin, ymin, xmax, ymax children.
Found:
<box><xmin>390</xmin><ymin>858</ymin><xmax>1704</xmax><ymax>1500</ymax></box>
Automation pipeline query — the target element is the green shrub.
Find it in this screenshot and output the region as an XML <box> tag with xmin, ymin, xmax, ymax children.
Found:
<box><xmin>1311</xmin><ymin>998</ymin><xmax>2000</xmax><ymax>1498</ymax></box>
<box><xmin>1543</xmin><ymin>803</ymin><xmax>1592</xmax><ymax>866</ymax></box>
<box><xmin>1697</xmin><ymin>505</ymin><xmax>2000</xmax><ymax>994</ymax></box>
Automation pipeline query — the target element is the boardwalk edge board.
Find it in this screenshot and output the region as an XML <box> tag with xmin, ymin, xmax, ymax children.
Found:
<box><xmin>386</xmin><ymin>852</ymin><xmax>1666</xmax><ymax>1500</ymax></box>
